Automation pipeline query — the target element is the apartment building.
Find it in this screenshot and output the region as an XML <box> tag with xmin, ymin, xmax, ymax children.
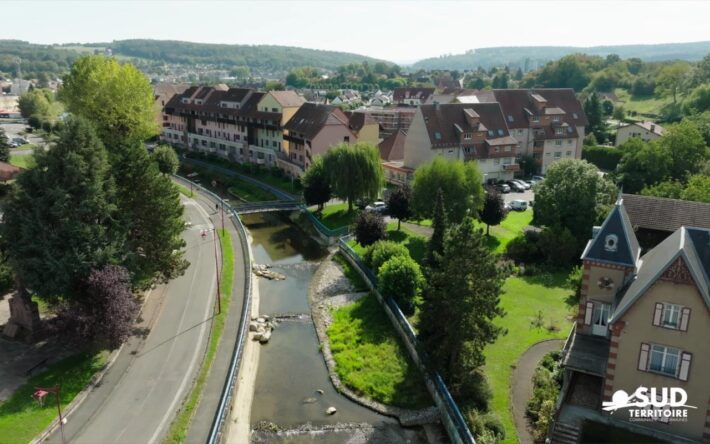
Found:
<box><xmin>161</xmin><ymin>86</ymin><xmax>303</xmax><ymax>167</ymax></box>
<box><xmin>281</xmin><ymin>103</ymin><xmax>357</xmax><ymax>177</ymax></box>
<box><xmin>393</xmin><ymin>87</ymin><xmax>435</xmax><ymax>106</ymax></box>
<box><xmin>473</xmin><ymin>88</ymin><xmax>587</xmax><ymax>173</ymax></box>
<box><xmin>555</xmin><ymin>199</ymin><xmax>710</xmax><ymax>443</ymax></box>
<box><xmin>354</xmin><ymin>107</ymin><xmax>416</xmax><ymax>137</ymax></box>
<box><xmin>400</xmin><ymin>102</ymin><xmax>519</xmax><ymax>183</ymax></box>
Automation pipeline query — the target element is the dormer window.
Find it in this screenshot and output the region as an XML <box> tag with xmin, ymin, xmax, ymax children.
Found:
<box><xmin>487</xmin><ymin>130</ymin><xmax>494</xmax><ymax>137</ymax></box>
<box><xmin>463</xmin><ymin>133</ymin><xmax>471</xmax><ymax>140</ymax></box>
<box><xmin>604</xmin><ymin>234</ymin><xmax>618</xmax><ymax>252</ymax></box>
<box><xmin>553</xmin><ymin>116</ymin><xmax>560</xmax><ymax>122</ymax></box>
<box><xmin>531</xmin><ymin>116</ymin><xmax>539</xmax><ymax>123</ymax></box>
<box><xmin>497</xmin><ymin>129</ymin><xmax>504</xmax><ymax>136</ymax></box>
<box><xmin>555</xmin><ymin>128</ymin><xmax>563</xmax><ymax>135</ymax></box>
<box><xmin>507</xmin><ymin>115</ymin><xmax>514</xmax><ymax>123</ymax></box>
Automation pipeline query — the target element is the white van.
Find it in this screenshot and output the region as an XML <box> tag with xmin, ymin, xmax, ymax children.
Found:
<box><xmin>510</xmin><ymin>199</ymin><xmax>528</xmax><ymax>211</ymax></box>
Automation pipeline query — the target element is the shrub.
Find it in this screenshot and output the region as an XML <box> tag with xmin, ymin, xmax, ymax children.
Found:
<box><xmin>539</xmin><ymin>226</ymin><xmax>579</xmax><ymax>267</ymax></box>
<box><xmin>505</xmin><ymin>230</ymin><xmax>544</xmax><ymax>264</ymax></box>
<box><xmin>526</xmin><ymin>351</ymin><xmax>562</xmax><ymax>443</ymax></box>
<box><xmin>377</xmin><ymin>255</ymin><xmax>423</xmax><ymax>315</ymax></box>
<box><xmin>363</xmin><ymin>240</ymin><xmax>409</xmax><ymax>272</ymax></box>
<box><xmin>566</xmin><ymin>265</ymin><xmax>583</xmax><ymax>305</ymax></box>
<box><xmin>458</xmin><ymin>369</ymin><xmax>493</xmax><ymax>411</ymax></box>
<box><xmin>466</xmin><ymin>408</ymin><xmax>505</xmax><ymax>443</ymax></box>
<box><xmin>354</xmin><ymin>211</ymin><xmax>386</xmax><ymax>247</ymax></box>
<box><xmin>581</xmin><ymin>145</ymin><xmax>623</xmax><ymax>171</ymax></box>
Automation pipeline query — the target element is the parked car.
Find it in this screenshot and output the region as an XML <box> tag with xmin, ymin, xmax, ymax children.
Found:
<box><xmin>510</xmin><ymin>199</ymin><xmax>528</xmax><ymax>211</ymax></box>
<box><xmin>506</xmin><ymin>181</ymin><xmax>525</xmax><ymax>192</ymax></box>
<box><xmin>532</xmin><ymin>175</ymin><xmax>545</xmax><ymax>182</ymax></box>
<box><xmin>511</xmin><ymin>179</ymin><xmax>531</xmax><ymax>190</ymax></box>
<box><xmin>12</xmin><ymin>137</ymin><xmax>29</xmax><ymax>145</ymax></box>
<box><xmin>365</xmin><ymin>201</ymin><xmax>387</xmax><ymax>213</ymax></box>
<box><xmin>497</xmin><ymin>183</ymin><xmax>511</xmax><ymax>193</ymax></box>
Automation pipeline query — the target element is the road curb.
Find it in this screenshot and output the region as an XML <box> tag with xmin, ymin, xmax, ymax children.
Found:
<box><xmin>30</xmin><ymin>287</ymin><xmax>156</xmax><ymax>444</ymax></box>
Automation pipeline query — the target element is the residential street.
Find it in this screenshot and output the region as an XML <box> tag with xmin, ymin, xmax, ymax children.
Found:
<box><xmin>45</xmin><ymin>195</ymin><xmax>219</xmax><ymax>444</ymax></box>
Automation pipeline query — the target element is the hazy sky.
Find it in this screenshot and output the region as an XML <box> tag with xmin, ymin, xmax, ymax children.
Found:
<box><xmin>3</xmin><ymin>0</ymin><xmax>710</xmax><ymax>63</ymax></box>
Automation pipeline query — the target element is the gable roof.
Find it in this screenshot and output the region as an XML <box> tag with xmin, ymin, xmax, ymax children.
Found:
<box><xmin>379</xmin><ymin>129</ymin><xmax>407</xmax><ymax>161</ymax></box>
<box><xmin>418</xmin><ymin>103</ymin><xmax>513</xmax><ymax>148</ymax></box>
<box><xmin>222</xmin><ymin>88</ymin><xmax>253</xmax><ymax>103</ymax></box>
<box><xmin>621</xmin><ymin>193</ymin><xmax>710</xmax><ymax>233</ymax></box>
<box><xmin>267</xmin><ymin>90</ymin><xmax>305</xmax><ymax>108</ymax></box>
<box><xmin>285</xmin><ymin>103</ymin><xmax>349</xmax><ymax>140</ymax></box>
<box><xmin>631</xmin><ymin>121</ymin><xmax>664</xmax><ymax>136</ymax></box>
<box><xmin>581</xmin><ymin>199</ymin><xmax>640</xmax><ymax>268</ymax></box>
<box><xmin>474</xmin><ymin>88</ymin><xmax>587</xmax><ymax>129</ymax></box>
<box><xmin>393</xmin><ymin>87</ymin><xmax>435</xmax><ymax>103</ymax></box>
<box><xmin>611</xmin><ymin>226</ymin><xmax>710</xmax><ymax>322</ymax></box>
<box><xmin>345</xmin><ymin>111</ymin><xmax>377</xmax><ymax>133</ymax></box>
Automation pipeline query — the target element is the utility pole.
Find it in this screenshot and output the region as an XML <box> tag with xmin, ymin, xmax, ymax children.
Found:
<box><xmin>212</xmin><ymin>228</ymin><xmax>221</xmax><ymax>315</ymax></box>
<box><xmin>35</xmin><ymin>385</ymin><xmax>65</xmax><ymax>444</ymax></box>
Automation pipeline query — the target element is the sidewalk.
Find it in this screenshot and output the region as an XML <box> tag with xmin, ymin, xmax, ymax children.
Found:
<box><xmin>183</xmin><ymin>190</ymin><xmax>249</xmax><ymax>443</ymax></box>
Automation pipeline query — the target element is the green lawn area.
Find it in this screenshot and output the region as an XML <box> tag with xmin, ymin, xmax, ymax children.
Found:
<box><xmin>483</xmin><ymin>272</ymin><xmax>575</xmax><ymax>444</ymax></box>
<box><xmin>9</xmin><ymin>154</ymin><xmax>35</xmax><ymax>169</ymax></box>
<box><xmin>165</xmin><ymin>228</ymin><xmax>234</xmax><ymax>443</ymax></box>
<box><xmin>614</xmin><ymin>88</ymin><xmax>673</xmax><ymax>117</ymax></box>
<box><xmin>227</xmin><ymin>178</ymin><xmax>276</xmax><ymax>202</ymax></box>
<box><xmin>174</xmin><ymin>183</ymin><xmax>194</xmax><ymax>198</ymax></box>
<box><xmin>327</xmin><ymin>293</ymin><xmax>431</xmax><ymax>409</ymax></box>
<box><xmin>473</xmin><ymin>209</ymin><xmax>533</xmax><ymax>253</ymax></box>
<box><xmin>347</xmin><ymin>222</ymin><xmax>427</xmax><ymax>264</ymax></box>
<box><xmin>11</xmin><ymin>143</ymin><xmax>38</xmax><ymax>151</ymax></box>
<box><xmin>333</xmin><ymin>253</ymin><xmax>368</xmax><ymax>292</ymax></box>
<box><xmin>0</xmin><ymin>350</ymin><xmax>109</xmax><ymax>444</ymax></box>
<box><xmin>311</xmin><ymin>202</ymin><xmax>356</xmax><ymax>230</ymax></box>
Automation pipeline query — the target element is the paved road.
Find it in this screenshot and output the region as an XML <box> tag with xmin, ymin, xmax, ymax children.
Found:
<box><xmin>46</xmin><ymin>195</ymin><xmax>218</xmax><ymax>444</ymax></box>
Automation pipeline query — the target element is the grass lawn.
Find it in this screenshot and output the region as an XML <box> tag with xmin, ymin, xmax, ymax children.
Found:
<box><xmin>0</xmin><ymin>350</ymin><xmax>110</xmax><ymax>444</ymax></box>
<box><xmin>227</xmin><ymin>178</ymin><xmax>276</xmax><ymax>202</ymax></box>
<box><xmin>347</xmin><ymin>222</ymin><xmax>427</xmax><ymax>264</ymax></box>
<box><xmin>614</xmin><ymin>88</ymin><xmax>673</xmax><ymax>117</ymax></box>
<box><xmin>473</xmin><ymin>209</ymin><xmax>533</xmax><ymax>253</ymax></box>
<box><xmin>483</xmin><ymin>272</ymin><xmax>575</xmax><ymax>444</ymax></box>
<box><xmin>174</xmin><ymin>183</ymin><xmax>194</xmax><ymax>198</ymax></box>
<box><xmin>11</xmin><ymin>143</ymin><xmax>38</xmax><ymax>151</ymax></box>
<box><xmin>327</xmin><ymin>293</ymin><xmax>431</xmax><ymax>409</ymax></box>
<box><xmin>164</xmin><ymin>229</ymin><xmax>234</xmax><ymax>443</ymax></box>
<box><xmin>333</xmin><ymin>253</ymin><xmax>368</xmax><ymax>292</ymax></box>
<box><xmin>9</xmin><ymin>154</ymin><xmax>35</xmax><ymax>169</ymax></box>
<box><xmin>312</xmin><ymin>202</ymin><xmax>357</xmax><ymax>230</ymax></box>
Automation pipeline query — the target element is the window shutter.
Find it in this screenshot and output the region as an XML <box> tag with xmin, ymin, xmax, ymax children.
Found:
<box><xmin>584</xmin><ymin>301</ymin><xmax>594</xmax><ymax>325</ymax></box>
<box><xmin>653</xmin><ymin>302</ymin><xmax>663</xmax><ymax>326</ymax></box>
<box><xmin>638</xmin><ymin>343</ymin><xmax>650</xmax><ymax>371</ymax></box>
<box><xmin>679</xmin><ymin>352</ymin><xmax>692</xmax><ymax>381</ymax></box>
<box><xmin>679</xmin><ymin>307</ymin><xmax>690</xmax><ymax>332</ymax></box>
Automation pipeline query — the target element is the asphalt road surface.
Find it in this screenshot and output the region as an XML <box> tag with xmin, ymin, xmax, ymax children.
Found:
<box><xmin>45</xmin><ymin>195</ymin><xmax>218</xmax><ymax>444</ymax></box>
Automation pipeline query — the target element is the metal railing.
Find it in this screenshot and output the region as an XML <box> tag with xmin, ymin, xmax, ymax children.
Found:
<box><xmin>173</xmin><ymin>175</ymin><xmax>253</xmax><ymax>444</ymax></box>
<box><xmin>337</xmin><ymin>239</ymin><xmax>475</xmax><ymax>444</ymax></box>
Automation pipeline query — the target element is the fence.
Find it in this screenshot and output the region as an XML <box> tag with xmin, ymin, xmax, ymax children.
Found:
<box><xmin>173</xmin><ymin>175</ymin><xmax>253</xmax><ymax>444</ymax></box>
<box><xmin>337</xmin><ymin>239</ymin><xmax>476</xmax><ymax>444</ymax></box>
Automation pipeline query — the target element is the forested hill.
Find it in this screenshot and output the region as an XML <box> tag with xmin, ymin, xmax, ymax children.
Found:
<box><xmin>412</xmin><ymin>41</ymin><xmax>710</xmax><ymax>70</ymax></box>
<box><xmin>107</xmin><ymin>39</ymin><xmax>386</xmax><ymax>71</ymax></box>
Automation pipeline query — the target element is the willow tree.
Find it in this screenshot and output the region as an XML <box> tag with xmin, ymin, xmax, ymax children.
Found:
<box><xmin>322</xmin><ymin>142</ymin><xmax>384</xmax><ymax>212</ymax></box>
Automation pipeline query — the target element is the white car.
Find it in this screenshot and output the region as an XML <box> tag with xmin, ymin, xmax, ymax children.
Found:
<box><xmin>510</xmin><ymin>199</ymin><xmax>528</xmax><ymax>211</ymax></box>
<box><xmin>511</xmin><ymin>179</ymin><xmax>531</xmax><ymax>190</ymax></box>
<box><xmin>365</xmin><ymin>201</ymin><xmax>387</xmax><ymax>213</ymax></box>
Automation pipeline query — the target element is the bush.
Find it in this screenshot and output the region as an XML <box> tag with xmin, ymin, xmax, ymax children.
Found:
<box><xmin>466</xmin><ymin>408</ymin><xmax>505</xmax><ymax>443</ymax></box>
<box><xmin>539</xmin><ymin>227</ymin><xmax>579</xmax><ymax>267</ymax></box>
<box><xmin>354</xmin><ymin>211</ymin><xmax>386</xmax><ymax>247</ymax></box>
<box><xmin>377</xmin><ymin>255</ymin><xmax>423</xmax><ymax>315</ymax></box>
<box><xmin>363</xmin><ymin>240</ymin><xmax>409</xmax><ymax>272</ymax></box>
<box><xmin>526</xmin><ymin>351</ymin><xmax>562</xmax><ymax>443</ymax></box>
<box><xmin>581</xmin><ymin>145</ymin><xmax>623</xmax><ymax>171</ymax></box>
<box><xmin>566</xmin><ymin>266</ymin><xmax>583</xmax><ymax>305</ymax></box>
<box><xmin>505</xmin><ymin>230</ymin><xmax>544</xmax><ymax>264</ymax></box>
<box><xmin>458</xmin><ymin>369</ymin><xmax>493</xmax><ymax>411</ymax></box>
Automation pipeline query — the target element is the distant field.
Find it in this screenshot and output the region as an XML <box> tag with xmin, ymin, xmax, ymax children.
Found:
<box><xmin>614</xmin><ymin>88</ymin><xmax>672</xmax><ymax>118</ymax></box>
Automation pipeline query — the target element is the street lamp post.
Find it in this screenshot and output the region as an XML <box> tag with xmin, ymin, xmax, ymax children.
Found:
<box><xmin>35</xmin><ymin>385</ymin><xmax>65</xmax><ymax>444</ymax></box>
<box><xmin>212</xmin><ymin>228</ymin><xmax>222</xmax><ymax>315</ymax></box>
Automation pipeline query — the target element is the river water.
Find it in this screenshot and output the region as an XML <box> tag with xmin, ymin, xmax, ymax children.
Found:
<box><xmin>242</xmin><ymin>213</ymin><xmax>425</xmax><ymax>442</ymax></box>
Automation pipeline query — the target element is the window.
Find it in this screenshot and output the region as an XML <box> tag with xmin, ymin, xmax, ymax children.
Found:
<box><xmin>554</xmin><ymin>151</ymin><xmax>562</xmax><ymax>158</ymax></box>
<box><xmin>568</xmin><ymin>139</ymin><xmax>573</xmax><ymax>145</ymax></box>
<box><xmin>531</xmin><ymin>116</ymin><xmax>539</xmax><ymax>123</ymax></box>
<box><xmin>555</xmin><ymin>140</ymin><xmax>562</xmax><ymax>146</ymax></box>
<box><xmin>272</xmin><ymin>107</ymin><xmax>278</xmax><ymax>112</ymax></box>
<box><xmin>494</xmin><ymin>147</ymin><xmax>500</xmax><ymax>153</ymax></box>
<box><xmin>555</xmin><ymin>128</ymin><xmax>563</xmax><ymax>135</ymax></box>
<box><xmin>344</xmin><ymin>136</ymin><xmax>350</xmax><ymax>142</ymax></box>
<box><xmin>494</xmin><ymin>158</ymin><xmax>500</xmax><ymax>165</ymax></box>
<box><xmin>566</xmin><ymin>151</ymin><xmax>572</xmax><ymax>156</ymax></box>
<box><xmin>507</xmin><ymin>115</ymin><xmax>514</xmax><ymax>123</ymax></box>
<box><xmin>552</xmin><ymin>116</ymin><xmax>560</xmax><ymax>122</ymax></box>
<box><xmin>503</xmin><ymin>158</ymin><xmax>512</xmax><ymax>165</ymax></box>
<box><xmin>662</xmin><ymin>304</ymin><xmax>681</xmax><ymax>329</ymax></box>
<box><xmin>464</xmin><ymin>133</ymin><xmax>472</xmax><ymax>140</ymax></box>
<box><xmin>488</xmin><ymin>130</ymin><xmax>494</xmax><ymax>137</ymax></box>
<box><xmin>649</xmin><ymin>345</ymin><xmax>680</xmax><ymax>377</ymax></box>
<box><xmin>572</xmin><ymin>112</ymin><xmax>578</xmax><ymax>119</ymax></box>
<box><xmin>497</xmin><ymin>129</ymin><xmax>504</xmax><ymax>136</ymax></box>
<box><xmin>517</xmin><ymin>129</ymin><xmax>523</xmax><ymax>135</ymax></box>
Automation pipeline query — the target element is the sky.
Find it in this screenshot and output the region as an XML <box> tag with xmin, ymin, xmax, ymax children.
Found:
<box><xmin>3</xmin><ymin>0</ymin><xmax>710</xmax><ymax>64</ymax></box>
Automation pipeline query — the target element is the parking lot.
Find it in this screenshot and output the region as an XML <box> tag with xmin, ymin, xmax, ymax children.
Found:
<box><xmin>503</xmin><ymin>188</ymin><xmax>535</xmax><ymax>205</ymax></box>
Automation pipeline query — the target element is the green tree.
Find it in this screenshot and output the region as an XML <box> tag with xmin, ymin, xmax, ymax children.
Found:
<box><xmin>533</xmin><ymin>159</ymin><xmax>616</xmax><ymax>247</ymax></box>
<box><xmin>412</xmin><ymin>157</ymin><xmax>484</xmax><ymax>223</ymax></box>
<box><xmin>419</xmin><ymin>218</ymin><xmax>505</xmax><ymax>391</ymax></box>
<box><xmin>323</xmin><ymin>142</ymin><xmax>384</xmax><ymax>212</ymax></box>
<box><xmin>364</xmin><ymin>240</ymin><xmax>409</xmax><ymax>273</ymax></box>
<box><xmin>685</xmin><ymin>111</ymin><xmax>710</xmax><ymax>146</ymax></box>
<box><xmin>427</xmin><ymin>189</ymin><xmax>447</xmax><ymax>269</ymax></box>
<box><xmin>658</xmin><ymin>120</ymin><xmax>708</xmax><ymax>181</ymax></box>
<box><xmin>655</xmin><ymin>62</ymin><xmax>691</xmax><ymax>104</ymax></box>
<box><xmin>518</xmin><ymin>153</ymin><xmax>537</xmax><ymax>177</ymax></box>
<box><xmin>17</xmin><ymin>88</ymin><xmax>51</xmax><ymax>119</ymax></box>
<box><xmin>641</xmin><ymin>180</ymin><xmax>684</xmax><ymax>199</ymax></box>
<box><xmin>112</xmin><ymin>142</ymin><xmax>188</xmax><ymax>286</ymax></box>
<box><xmin>480</xmin><ymin>191</ymin><xmax>506</xmax><ymax>236</ymax></box>
<box><xmin>683</xmin><ymin>84</ymin><xmax>710</xmax><ymax>114</ymax></box>
<box><xmin>301</xmin><ymin>156</ymin><xmax>331</xmax><ymax>212</ymax></box>
<box><xmin>61</xmin><ymin>55</ymin><xmax>157</xmax><ymax>148</ymax></box>
<box><xmin>378</xmin><ymin>255</ymin><xmax>424</xmax><ymax>315</ymax></box>
<box><xmin>615</xmin><ymin>139</ymin><xmax>671</xmax><ymax>193</ymax></box>
<box><xmin>681</xmin><ymin>174</ymin><xmax>710</xmax><ymax>203</ymax></box>
<box><xmin>612</xmin><ymin>105</ymin><xmax>626</xmax><ymax>122</ymax></box>
<box><xmin>354</xmin><ymin>211</ymin><xmax>386</xmax><ymax>247</ymax></box>
<box><xmin>152</xmin><ymin>145</ymin><xmax>179</xmax><ymax>176</ymax></box>
<box><xmin>583</xmin><ymin>92</ymin><xmax>605</xmax><ymax>141</ymax></box>
<box><xmin>386</xmin><ymin>184</ymin><xmax>412</xmax><ymax>230</ymax></box>
<box><xmin>0</xmin><ymin>128</ymin><xmax>9</xmax><ymax>162</ymax></box>
<box><xmin>1</xmin><ymin>117</ymin><xmax>123</xmax><ymax>301</ymax></box>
